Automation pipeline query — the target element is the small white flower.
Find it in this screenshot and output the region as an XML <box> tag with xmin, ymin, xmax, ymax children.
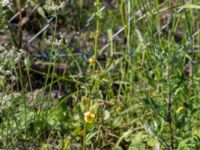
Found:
<box><xmin>60</xmin><ymin>2</ymin><xmax>65</xmax><ymax>9</ymax></box>
<box><xmin>4</xmin><ymin>70</ymin><xmax>12</xmax><ymax>75</ymax></box>
<box><xmin>10</xmin><ymin>75</ymin><xmax>17</xmax><ymax>81</ymax></box>
<box><xmin>1</xmin><ymin>0</ymin><xmax>10</xmax><ymax>7</ymax></box>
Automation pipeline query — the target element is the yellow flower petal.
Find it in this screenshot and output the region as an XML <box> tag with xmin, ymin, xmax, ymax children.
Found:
<box><xmin>176</xmin><ymin>106</ymin><xmax>184</xmax><ymax>113</ymax></box>
<box><xmin>84</xmin><ymin>111</ymin><xmax>95</xmax><ymax>123</ymax></box>
<box><xmin>88</xmin><ymin>57</ymin><xmax>95</xmax><ymax>65</ymax></box>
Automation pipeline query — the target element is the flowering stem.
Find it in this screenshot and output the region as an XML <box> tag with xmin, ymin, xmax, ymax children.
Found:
<box><xmin>83</xmin><ymin>122</ymin><xmax>87</xmax><ymax>150</ymax></box>
<box><xmin>94</xmin><ymin>0</ymin><xmax>100</xmax><ymax>71</ymax></box>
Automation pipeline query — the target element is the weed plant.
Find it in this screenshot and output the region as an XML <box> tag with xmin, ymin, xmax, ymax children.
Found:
<box><xmin>0</xmin><ymin>0</ymin><xmax>199</xmax><ymax>149</ymax></box>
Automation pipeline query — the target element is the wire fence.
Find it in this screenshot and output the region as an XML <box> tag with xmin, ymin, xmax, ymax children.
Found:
<box><xmin>8</xmin><ymin>1</ymin><xmax>199</xmax><ymax>63</ymax></box>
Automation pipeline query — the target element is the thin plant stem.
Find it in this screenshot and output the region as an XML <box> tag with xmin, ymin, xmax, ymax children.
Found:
<box><xmin>94</xmin><ymin>0</ymin><xmax>100</xmax><ymax>70</ymax></box>
<box><xmin>83</xmin><ymin>122</ymin><xmax>87</xmax><ymax>150</ymax></box>
<box><xmin>167</xmin><ymin>90</ymin><xmax>174</xmax><ymax>150</ymax></box>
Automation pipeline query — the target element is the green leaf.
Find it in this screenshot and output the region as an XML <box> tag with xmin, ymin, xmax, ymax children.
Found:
<box><xmin>63</xmin><ymin>136</ymin><xmax>71</xmax><ymax>150</ymax></box>
<box><xmin>113</xmin><ymin>146</ymin><xmax>123</xmax><ymax>150</ymax></box>
<box><xmin>104</xmin><ymin>110</ymin><xmax>111</xmax><ymax>120</ymax></box>
<box><xmin>115</xmin><ymin>129</ymin><xmax>132</xmax><ymax>146</ymax></box>
<box><xmin>128</xmin><ymin>132</ymin><xmax>145</xmax><ymax>150</ymax></box>
<box><xmin>37</xmin><ymin>7</ymin><xmax>46</xmax><ymax>19</ymax></box>
<box><xmin>181</xmin><ymin>4</ymin><xmax>200</xmax><ymax>9</ymax></box>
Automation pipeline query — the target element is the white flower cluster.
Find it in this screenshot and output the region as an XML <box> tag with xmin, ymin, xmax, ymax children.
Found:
<box><xmin>0</xmin><ymin>46</ymin><xmax>24</xmax><ymax>66</ymax></box>
<box><xmin>0</xmin><ymin>46</ymin><xmax>25</xmax><ymax>81</ymax></box>
<box><xmin>44</xmin><ymin>1</ymin><xmax>65</xmax><ymax>12</ymax></box>
<box><xmin>1</xmin><ymin>0</ymin><xmax>12</xmax><ymax>7</ymax></box>
<box><xmin>0</xmin><ymin>92</ymin><xmax>21</xmax><ymax>110</ymax></box>
<box><xmin>45</xmin><ymin>32</ymin><xmax>68</xmax><ymax>47</ymax></box>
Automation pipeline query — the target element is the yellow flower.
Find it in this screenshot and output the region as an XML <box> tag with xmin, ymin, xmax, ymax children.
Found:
<box><xmin>176</xmin><ymin>106</ymin><xmax>184</xmax><ymax>113</ymax></box>
<box><xmin>116</xmin><ymin>107</ymin><xmax>121</xmax><ymax>113</ymax></box>
<box><xmin>79</xmin><ymin>130</ymin><xmax>85</xmax><ymax>136</ymax></box>
<box><xmin>84</xmin><ymin>111</ymin><xmax>95</xmax><ymax>123</ymax></box>
<box><xmin>88</xmin><ymin>57</ymin><xmax>95</xmax><ymax>65</ymax></box>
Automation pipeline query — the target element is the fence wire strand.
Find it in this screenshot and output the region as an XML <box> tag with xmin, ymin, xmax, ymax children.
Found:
<box><xmin>8</xmin><ymin>1</ymin><xmax>199</xmax><ymax>63</ymax></box>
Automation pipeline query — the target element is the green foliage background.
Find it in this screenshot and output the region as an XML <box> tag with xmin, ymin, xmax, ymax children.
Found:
<box><xmin>0</xmin><ymin>0</ymin><xmax>199</xmax><ymax>149</ymax></box>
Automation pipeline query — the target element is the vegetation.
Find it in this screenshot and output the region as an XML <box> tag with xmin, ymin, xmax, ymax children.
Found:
<box><xmin>0</xmin><ymin>0</ymin><xmax>199</xmax><ymax>149</ymax></box>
